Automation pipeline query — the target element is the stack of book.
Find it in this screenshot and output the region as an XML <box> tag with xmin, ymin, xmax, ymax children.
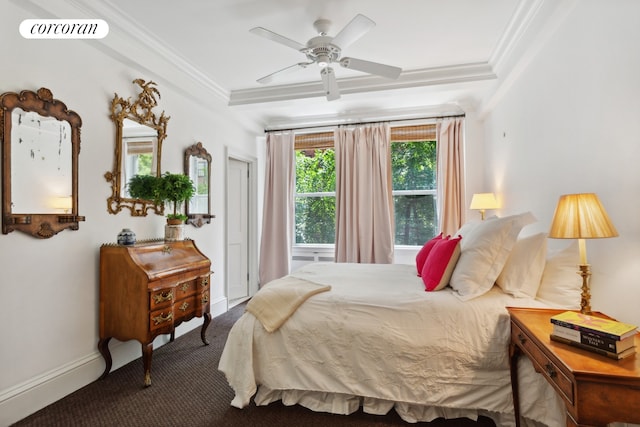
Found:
<box><xmin>550</xmin><ymin>311</ymin><xmax>638</xmax><ymax>360</ymax></box>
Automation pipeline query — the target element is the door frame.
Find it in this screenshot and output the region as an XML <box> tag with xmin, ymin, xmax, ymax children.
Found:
<box><xmin>225</xmin><ymin>147</ymin><xmax>258</xmax><ymax>310</ymax></box>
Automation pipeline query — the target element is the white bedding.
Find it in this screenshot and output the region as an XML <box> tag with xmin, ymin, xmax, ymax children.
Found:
<box><xmin>219</xmin><ymin>262</ymin><xmax>566</xmax><ymax>427</ymax></box>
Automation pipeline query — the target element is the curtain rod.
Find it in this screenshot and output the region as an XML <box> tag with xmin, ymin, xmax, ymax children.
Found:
<box><xmin>263</xmin><ymin>113</ymin><xmax>466</xmax><ymax>133</ymax></box>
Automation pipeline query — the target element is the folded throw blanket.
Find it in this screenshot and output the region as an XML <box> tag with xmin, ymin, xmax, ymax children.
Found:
<box><xmin>246</xmin><ymin>275</ymin><xmax>331</xmax><ymax>332</ymax></box>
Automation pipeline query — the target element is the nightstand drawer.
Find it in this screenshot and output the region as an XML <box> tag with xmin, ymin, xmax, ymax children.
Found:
<box><xmin>511</xmin><ymin>322</ymin><xmax>574</xmax><ymax>406</ymax></box>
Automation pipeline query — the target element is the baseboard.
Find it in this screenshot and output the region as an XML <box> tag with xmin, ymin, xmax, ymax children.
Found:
<box><xmin>210</xmin><ymin>295</ymin><xmax>227</xmax><ymax>317</ymax></box>
<box><xmin>0</xmin><ymin>350</ymin><xmax>106</xmax><ymax>426</ymax></box>
<box><xmin>0</xmin><ymin>297</ymin><xmax>229</xmax><ymax>426</ymax></box>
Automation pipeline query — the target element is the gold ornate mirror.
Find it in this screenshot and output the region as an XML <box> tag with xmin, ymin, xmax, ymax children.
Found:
<box><xmin>184</xmin><ymin>142</ymin><xmax>214</xmax><ymax>227</ymax></box>
<box><xmin>105</xmin><ymin>79</ymin><xmax>169</xmax><ymax>216</ymax></box>
<box><xmin>1</xmin><ymin>87</ymin><xmax>85</xmax><ymax>238</ymax></box>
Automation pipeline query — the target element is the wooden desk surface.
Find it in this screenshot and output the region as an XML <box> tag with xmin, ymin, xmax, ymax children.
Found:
<box><xmin>508</xmin><ymin>307</ymin><xmax>640</xmax><ymax>427</ymax></box>
<box><xmin>509</xmin><ymin>307</ymin><xmax>640</xmax><ymax>378</ymax></box>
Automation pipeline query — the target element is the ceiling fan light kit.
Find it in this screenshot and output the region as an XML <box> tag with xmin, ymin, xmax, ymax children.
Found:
<box><xmin>250</xmin><ymin>14</ymin><xmax>402</xmax><ymax>101</ymax></box>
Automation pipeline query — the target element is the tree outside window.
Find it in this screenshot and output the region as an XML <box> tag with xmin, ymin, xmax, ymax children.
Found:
<box><xmin>391</xmin><ymin>140</ymin><xmax>437</xmax><ymax>245</ymax></box>
<box><xmin>295</xmin><ymin>148</ymin><xmax>336</xmax><ymax>244</ymax></box>
<box><xmin>294</xmin><ymin>138</ymin><xmax>438</xmax><ymax>246</ymax></box>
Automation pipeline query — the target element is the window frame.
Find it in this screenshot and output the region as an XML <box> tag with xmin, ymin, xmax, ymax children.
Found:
<box><xmin>293</xmin><ymin>123</ymin><xmax>439</xmax><ymax>249</ymax></box>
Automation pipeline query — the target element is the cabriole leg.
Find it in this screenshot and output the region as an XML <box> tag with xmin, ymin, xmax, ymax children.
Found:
<box><xmin>142</xmin><ymin>342</ymin><xmax>153</xmax><ymax>387</ymax></box>
<box><xmin>97</xmin><ymin>337</ymin><xmax>112</xmax><ymax>380</ymax></box>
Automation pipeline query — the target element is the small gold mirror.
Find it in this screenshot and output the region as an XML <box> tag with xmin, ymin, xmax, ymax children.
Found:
<box><xmin>105</xmin><ymin>79</ymin><xmax>169</xmax><ymax>216</ymax></box>
<box><xmin>184</xmin><ymin>142</ymin><xmax>214</xmax><ymax>227</ymax></box>
<box><xmin>1</xmin><ymin>87</ymin><xmax>85</xmax><ymax>238</ymax></box>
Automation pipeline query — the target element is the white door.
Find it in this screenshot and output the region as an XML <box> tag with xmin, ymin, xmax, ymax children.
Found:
<box><xmin>227</xmin><ymin>158</ymin><xmax>249</xmax><ymax>301</ymax></box>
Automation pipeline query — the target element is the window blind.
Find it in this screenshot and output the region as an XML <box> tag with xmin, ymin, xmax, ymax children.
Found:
<box><xmin>293</xmin><ymin>123</ymin><xmax>437</xmax><ymax>150</ymax></box>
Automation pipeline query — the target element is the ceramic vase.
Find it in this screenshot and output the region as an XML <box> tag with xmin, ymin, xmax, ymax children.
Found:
<box><xmin>117</xmin><ymin>228</ymin><xmax>136</xmax><ymax>245</ymax></box>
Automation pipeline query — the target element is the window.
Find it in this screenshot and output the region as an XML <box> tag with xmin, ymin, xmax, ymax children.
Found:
<box><xmin>391</xmin><ymin>140</ymin><xmax>437</xmax><ymax>245</ymax></box>
<box><xmin>295</xmin><ymin>147</ymin><xmax>335</xmax><ymax>244</ymax></box>
<box><xmin>294</xmin><ymin>125</ymin><xmax>438</xmax><ymax>246</ymax></box>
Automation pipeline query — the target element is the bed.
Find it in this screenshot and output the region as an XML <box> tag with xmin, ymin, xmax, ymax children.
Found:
<box><xmin>219</xmin><ymin>213</ymin><xmax>582</xmax><ymax>427</ymax></box>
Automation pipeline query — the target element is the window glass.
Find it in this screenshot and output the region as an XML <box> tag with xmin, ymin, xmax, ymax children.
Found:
<box><xmin>294</xmin><ymin>132</ymin><xmax>438</xmax><ymax>247</ymax></box>
<box><xmin>295</xmin><ymin>148</ymin><xmax>335</xmax><ymax>244</ymax></box>
<box><xmin>391</xmin><ymin>140</ymin><xmax>437</xmax><ymax>245</ymax></box>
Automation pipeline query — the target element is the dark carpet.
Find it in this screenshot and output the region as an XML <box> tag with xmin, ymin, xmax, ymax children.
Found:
<box><xmin>13</xmin><ymin>302</ymin><xmax>496</xmax><ymax>427</ymax></box>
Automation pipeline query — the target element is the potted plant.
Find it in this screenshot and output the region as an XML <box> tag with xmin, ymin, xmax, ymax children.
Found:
<box><xmin>157</xmin><ymin>172</ymin><xmax>195</xmax><ymax>224</ymax></box>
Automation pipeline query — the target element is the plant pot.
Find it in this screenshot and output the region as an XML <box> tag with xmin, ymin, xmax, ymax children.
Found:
<box><xmin>166</xmin><ymin>218</ymin><xmax>184</xmax><ymax>226</ymax></box>
<box><xmin>165</xmin><ymin>223</ymin><xmax>184</xmax><ymax>241</ymax></box>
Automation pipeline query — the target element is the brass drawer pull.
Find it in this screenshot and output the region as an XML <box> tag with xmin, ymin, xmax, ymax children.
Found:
<box><xmin>201</xmin><ymin>277</ymin><xmax>209</xmax><ymax>287</ymax></box>
<box><xmin>544</xmin><ymin>362</ymin><xmax>557</xmax><ymax>378</ymax></box>
<box><xmin>202</xmin><ymin>292</ymin><xmax>209</xmax><ymax>304</ymax></box>
<box><xmin>179</xmin><ymin>302</ymin><xmax>189</xmax><ymax>311</ymax></box>
<box><xmin>180</xmin><ymin>282</ymin><xmax>191</xmax><ymax>292</ymax></box>
<box><xmin>153</xmin><ymin>290</ymin><xmax>174</xmax><ymax>304</ymax></box>
<box><xmin>153</xmin><ymin>312</ymin><xmax>173</xmax><ymax>325</ymax></box>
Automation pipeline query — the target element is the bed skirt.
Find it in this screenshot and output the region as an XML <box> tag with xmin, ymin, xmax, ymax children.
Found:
<box><xmin>250</xmin><ymin>356</ymin><xmax>565</xmax><ymax>427</ymax></box>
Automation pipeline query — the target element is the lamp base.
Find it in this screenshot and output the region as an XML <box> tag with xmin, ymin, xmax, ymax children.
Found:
<box><xmin>578</xmin><ymin>264</ymin><xmax>591</xmax><ymax>314</ymax></box>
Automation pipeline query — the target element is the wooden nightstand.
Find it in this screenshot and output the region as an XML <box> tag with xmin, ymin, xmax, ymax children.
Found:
<box><xmin>508</xmin><ymin>307</ymin><xmax>640</xmax><ymax>427</ymax></box>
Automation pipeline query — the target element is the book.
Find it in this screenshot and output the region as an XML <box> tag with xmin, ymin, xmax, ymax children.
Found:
<box><xmin>550</xmin><ymin>311</ymin><xmax>638</xmax><ymax>341</ymax></box>
<box><xmin>550</xmin><ymin>334</ymin><xmax>637</xmax><ymax>360</ymax></box>
<box><xmin>552</xmin><ymin>324</ymin><xmax>636</xmax><ymax>354</ymax></box>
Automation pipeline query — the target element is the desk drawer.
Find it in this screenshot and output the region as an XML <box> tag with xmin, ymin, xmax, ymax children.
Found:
<box><xmin>150</xmin><ymin>288</ymin><xmax>175</xmax><ymax>310</ymax></box>
<box><xmin>176</xmin><ymin>279</ymin><xmax>197</xmax><ymax>298</ymax></box>
<box><xmin>512</xmin><ymin>321</ymin><xmax>575</xmax><ymax>406</ymax></box>
<box><xmin>150</xmin><ymin>307</ymin><xmax>174</xmax><ymax>333</ymax></box>
<box><xmin>175</xmin><ymin>296</ymin><xmax>197</xmax><ymax>319</ymax></box>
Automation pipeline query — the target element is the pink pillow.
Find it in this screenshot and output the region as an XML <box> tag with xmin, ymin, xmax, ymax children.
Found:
<box><xmin>415</xmin><ymin>232</ymin><xmax>444</xmax><ymax>276</ymax></box>
<box><xmin>422</xmin><ymin>236</ymin><xmax>462</xmax><ymax>291</ymax></box>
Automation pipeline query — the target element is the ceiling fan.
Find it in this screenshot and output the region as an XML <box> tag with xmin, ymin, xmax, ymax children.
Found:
<box><xmin>250</xmin><ymin>14</ymin><xmax>402</xmax><ymax>101</ymax></box>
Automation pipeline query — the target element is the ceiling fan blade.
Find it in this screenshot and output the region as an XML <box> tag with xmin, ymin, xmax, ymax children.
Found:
<box><xmin>250</xmin><ymin>27</ymin><xmax>306</xmax><ymax>52</ymax></box>
<box><xmin>331</xmin><ymin>14</ymin><xmax>375</xmax><ymax>49</ymax></box>
<box><xmin>257</xmin><ymin>62</ymin><xmax>312</xmax><ymax>84</ymax></box>
<box><xmin>320</xmin><ymin>67</ymin><xmax>340</xmax><ymax>101</ymax></box>
<box><xmin>339</xmin><ymin>57</ymin><xmax>402</xmax><ymax>79</ymax></box>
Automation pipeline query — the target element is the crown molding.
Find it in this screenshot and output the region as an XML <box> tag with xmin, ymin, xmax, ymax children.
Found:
<box><xmin>15</xmin><ymin>0</ymin><xmax>554</xmax><ymax>120</ymax></box>
<box><xmin>262</xmin><ymin>103</ymin><xmax>467</xmax><ymax>131</ymax></box>
<box><xmin>479</xmin><ymin>0</ymin><xmax>578</xmax><ymax>118</ymax></box>
<box><xmin>488</xmin><ymin>0</ymin><xmax>546</xmax><ymax>74</ymax></box>
<box><xmin>18</xmin><ymin>0</ymin><xmax>230</xmax><ymax>104</ymax></box>
<box><xmin>229</xmin><ymin>62</ymin><xmax>496</xmax><ymax>106</ymax></box>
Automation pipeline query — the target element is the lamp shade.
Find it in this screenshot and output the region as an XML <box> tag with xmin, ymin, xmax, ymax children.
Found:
<box><xmin>548</xmin><ymin>193</ymin><xmax>618</xmax><ymax>239</ymax></box>
<box><xmin>469</xmin><ymin>193</ymin><xmax>499</xmax><ymax>210</ymax></box>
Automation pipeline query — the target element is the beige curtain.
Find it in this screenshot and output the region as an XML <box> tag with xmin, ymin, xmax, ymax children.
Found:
<box><xmin>436</xmin><ymin>118</ymin><xmax>465</xmax><ymax>236</ymax></box>
<box><xmin>258</xmin><ymin>131</ymin><xmax>295</xmax><ymax>286</ymax></box>
<box><xmin>334</xmin><ymin>123</ymin><xmax>394</xmax><ymax>263</ymax></box>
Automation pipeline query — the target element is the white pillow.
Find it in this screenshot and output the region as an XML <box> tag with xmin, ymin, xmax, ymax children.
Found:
<box><xmin>454</xmin><ymin>219</ymin><xmax>482</xmax><ymax>241</ymax></box>
<box><xmin>450</xmin><ymin>212</ymin><xmax>536</xmax><ymax>300</ymax></box>
<box><xmin>496</xmin><ymin>232</ymin><xmax>547</xmax><ymax>298</ymax></box>
<box><xmin>536</xmin><ymin>241</ymin><xmax>582</xmax><ymax>309</ymax></box>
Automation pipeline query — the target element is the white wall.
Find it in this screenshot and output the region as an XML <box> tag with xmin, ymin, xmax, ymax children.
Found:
<box><xmin>4</xmin><ymin>0</ymin><xmax>639</xmax><ymax>425</ymax></box>
<box><xmin>481</xmin><ymin>0</ymin><xmax>640</xmax><ymax>328</ymax></box>
<box><xmin>0</xmin><ymin>2</ymin><xmax>258</xmax><ymax>425</ymax></box>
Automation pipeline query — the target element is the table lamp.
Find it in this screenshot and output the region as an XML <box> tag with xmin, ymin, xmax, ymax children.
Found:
<box><xmin>469</xmin><ymin>193</ymin><xmax>499</xmax><ymax>220</ymax></box>
<box><xmin>548</xmin><ymin>193</ymin><xmax>618</xmax><ymax>313</ymax></box>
